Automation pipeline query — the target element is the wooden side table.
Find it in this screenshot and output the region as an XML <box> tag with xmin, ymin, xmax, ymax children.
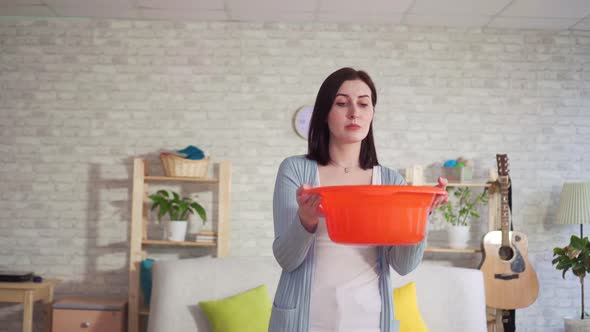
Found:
<box><xmin>52</xmin><ymin>297</ymin><xmax>127</xmax><ymax>332</ymax></box>
<box><xmin>0</xmin><ymin>279</ymin><xmax>60</xmax><ymax>332</ymax></box>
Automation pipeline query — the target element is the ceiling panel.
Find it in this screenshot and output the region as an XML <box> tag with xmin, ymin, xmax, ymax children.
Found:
<box><xmin>571</xmin><ymin>18</ymin><xmax>590</xmax><ymax>31</ymax></box>
<box><xmin>319</xmin><ymin>0</ymin><xmax>413</xmax><ymax>13</ymax></box>
<box><xmin>501</xmin><ymin>0</ymin><xmax>590</xmax><ymax>19</ymax></box>
<box><xmin>488</xmin><ymin>16</ymin><xmax>578</xmax><ymax>30</ymax></box>
<box><xmin>0</xmin><ymin>0</ymin><xmax>587</xmax><ymax>31</ymax></box>
<box><xmin>44</xmin><ymin>0</ymin><xmax>134</xmax><ymax>8</ymax></box>
<box><xmin>317</xmin><ymin>11</ymin><xmax>403</xmax><ymax>24</ymax></box>
<box><xmin>0</xmin><ymin>4</ymin><xmax>54</xmax><ymax>16</ymax></box>
<box><xmin>52</xmin><ymin>5</ymin><xmax>139</xmax><ymax>19</ymax></box>
<box><xmin>410</xmin><ymin>0</ymin><xmax>513</xmax><ymax>15</ymax></box>
<box><xmin>137</xmin><ymin>0</ymin><xmax>223</xmax><ymax>10</ymax></box>
<box><xmin>0</xmin><ymin>0</ymin><xmax>43</xmax><ymax>5</ymax></box>
<box><xmin>140</xmin><ymin>8</ymin><xmax>226</xmax><ymax>20</ymax></box>
<box><xmin>226</xmin><ymin>0</ymin><xmax>316</xmax><ymax>12</ymax></box>
<box><xmin>230</xmin><ymin>10</ymin><xmax>314</xmax><ymax>22</ymax></box>
<box><xmin>404</xmin><ymin>14</ymin><xmax>491</xmax><ymax>28</ymax></box>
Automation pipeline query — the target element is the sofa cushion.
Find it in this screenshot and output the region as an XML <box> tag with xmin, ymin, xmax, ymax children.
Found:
<box><xmin>199</xmin><ymin>284</ymin><xmax>272</xmax><ymax>332</ymax></box>
<box><xmin>147</xmin><ymin>257</ymin><xmax>486</xmax><ymax>332</ymax></box>
<box><xmin>391</xmin><ymin>262</ymin><xmax>487</xmax><ymax>331</ymax></box>
<box><xmin>394</xmin><ymin>282</ymin><xmax>428</xmax><ymax>332</ymax></box>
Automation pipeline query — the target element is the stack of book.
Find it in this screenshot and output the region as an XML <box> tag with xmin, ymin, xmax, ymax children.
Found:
<box><xmin>195</xmin><ymin>231</ymin><xmax>217</xmax><ymax>243</ymax></box>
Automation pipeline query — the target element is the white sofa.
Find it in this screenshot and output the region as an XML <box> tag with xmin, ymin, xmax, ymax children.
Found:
<box><xmin>147</xmin><ymin>256</ymin><xmax>486</xmax><ymax>332</ymax></box>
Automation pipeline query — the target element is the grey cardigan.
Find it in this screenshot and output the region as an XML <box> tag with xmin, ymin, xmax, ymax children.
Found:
<box><xmin>270</xmin><ymin>155</ymin><xmax>427</xmax><ymax>332</ymax></box>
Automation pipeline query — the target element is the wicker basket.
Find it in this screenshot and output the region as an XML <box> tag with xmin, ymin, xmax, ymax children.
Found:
<box><xmin>160</xmin><ymin>153</ymin><xmax>209</xmax><ymax>178</ymax></box>
<box><xmin>443</xmin><ymin>166</ymin><xmax>473</xmax><ymax>182</ymax></box>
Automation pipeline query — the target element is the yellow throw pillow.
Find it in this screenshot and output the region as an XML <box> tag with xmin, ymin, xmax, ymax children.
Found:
<box><xmin>199</xmin><ymin>285</ymin><xmax>272</xmax><ymax>332</ymax></box>
<box><xmin>393</xmin><ymin>282</ymin><xmax>428</xmax><ymax>332</ymax></box>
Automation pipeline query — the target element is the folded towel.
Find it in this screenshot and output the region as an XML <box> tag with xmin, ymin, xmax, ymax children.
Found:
<box><xmin>177</xmin><ymin>145</ymin><xmax>205</xmax><ymax>160</ymax></box>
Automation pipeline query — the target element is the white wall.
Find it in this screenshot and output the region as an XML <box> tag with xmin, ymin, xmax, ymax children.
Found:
<box><xmin>0</xmin><ymin>17</ymin><xmax>589</xmax><ymax>331</ymax></box>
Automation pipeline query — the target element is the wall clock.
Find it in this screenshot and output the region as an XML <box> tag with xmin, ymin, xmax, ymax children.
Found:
<box><xmin>292</xmin><ymin>106</ymin><xmax>313</xmax><ymax>140</ymax></box>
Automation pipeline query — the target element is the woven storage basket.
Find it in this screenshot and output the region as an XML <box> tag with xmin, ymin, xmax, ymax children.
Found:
<box><xmin>160</xmin><ymin>153</ymin><xmax>209</xmax><ymax>178</ymax></box>
<box><xmin>443</xmin><ymin>166</ymin><xmax>473</xmax><ymax>182</ymax></box>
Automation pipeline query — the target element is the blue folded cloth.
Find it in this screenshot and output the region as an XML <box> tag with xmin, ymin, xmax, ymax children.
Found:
<box><xmin>177</xmin><ymin>145</ymin><xmax>205</xmax><ymax>160</ymax></box>
<box><xmin>140</xmin><ymin>258</ymin><xmax>155</xmax><ymax>306</ymax></box>
<box><xmin>443</xmin><ymin>159</ymin><xmax>457</xmax><ymax>167</ymax></box>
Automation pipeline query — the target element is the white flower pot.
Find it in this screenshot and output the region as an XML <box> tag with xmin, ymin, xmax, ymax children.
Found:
<box><xmin>565</xmin><ymin>317</ymin><xmax>590</xmax><ymax>332</ymax></box>
<box><xmin>447</xmin><ymin>225</ymin><xmax>470</xmax><ymax>249</ymax></box>
<box><xmin>167</xmin><ymin>221</ymin><xmax>188</xmax><ymax>242</ymax></box>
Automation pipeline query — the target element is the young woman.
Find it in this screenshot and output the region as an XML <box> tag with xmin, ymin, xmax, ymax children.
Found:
<box><xmin>270</xmin><ymin>67</ymin><xmax>447</xmax><ymax>332</ymax></box>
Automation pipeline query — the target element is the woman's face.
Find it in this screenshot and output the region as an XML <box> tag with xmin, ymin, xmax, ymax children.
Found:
<box><xmin>327</xmin><ymin>79</ymin><xmax>374</xmax><ymax>145</ymax></box>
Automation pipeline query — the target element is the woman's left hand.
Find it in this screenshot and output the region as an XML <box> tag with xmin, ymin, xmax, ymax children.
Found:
<box><xmin>430</xmin><ymin>177</ymin><xmax>449</xmax><ymax>212</ymax></box>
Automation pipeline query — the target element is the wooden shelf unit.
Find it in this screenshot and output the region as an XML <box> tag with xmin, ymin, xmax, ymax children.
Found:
<box><xmin>405</xmin><ymin>164</ymin><xmax>501</xmax><ymax>237</ymax></box>
<box><xmin>128</xmin><ymin>158</ymin><xmax>231</xmax><ymax>332</ymax></box>
<box><xmin>138</xmin><ymin>305</ymin><xmax>150</xmax><ymax>316</ymax></box>
<box><xmin>421</xmin><ymin>182</ymin><xmax>492</xmax><ymax>188</ymax></box>
<box><xmin>144</xmin><ymin>176</ymin><xmax>219</xmax><ymax>183</ymax></box>
<box><xmin>141</xmin><ymin>239</ymin><xmax>217</xmax><ymax>247</ymax></box>
<box><xmin>406</xmin><ymin>165</ymin><xmax>502</xmax><ymax>332</ymax></box>
<box><xmin>425</xmin><ymin>247</ymin><xmax>482</xmax><ymax>253</ymax></box>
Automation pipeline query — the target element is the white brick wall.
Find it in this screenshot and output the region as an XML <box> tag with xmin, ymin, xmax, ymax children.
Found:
<box><xmin>1</xmin><ymin>17</ymin><xmax>589</xmax><ymax>331</ymax></box>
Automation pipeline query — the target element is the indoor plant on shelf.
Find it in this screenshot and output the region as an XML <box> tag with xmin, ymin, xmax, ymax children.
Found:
<box><xmin>149</xmin><ymin>190</ymin><xmax>207</xmax><ymax>242</ymax></box>
<box><xmin>438</xmin><ymin>187</ymin><xmax>488</xmax><ymax>249</ymax></box>
<box><xmin>553</xmin><ymin>235</ymin><xmax>590</xmax><ymax>331</ymax></box>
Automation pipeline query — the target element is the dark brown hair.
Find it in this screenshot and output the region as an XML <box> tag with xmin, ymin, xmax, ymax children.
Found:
<box><xmin>306</xmin><ymin>67</ymin><xmax>379</xmax><ymax>169</ymax></box>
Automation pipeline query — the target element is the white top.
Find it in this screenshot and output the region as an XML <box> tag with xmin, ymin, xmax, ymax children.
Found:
<box><xmin>309</xmin><ymin>166</ymin><xmax>382</xmax><ymax>332</ymax></box>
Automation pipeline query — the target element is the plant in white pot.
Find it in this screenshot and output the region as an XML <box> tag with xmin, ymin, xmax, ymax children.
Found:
<box><xmin>552</xmin><ymin>235</ymin><xmax>590</xmax><ymax>331</ymax></box>
<box><xmin>149</xmin><ymin>190</ymin><xmax>207</xmax><ymax>242</ymax></box>
<box><xmin>439</xmin><ymin>187</ymin><xmax>488</xmax><ymax>249</ymax></box>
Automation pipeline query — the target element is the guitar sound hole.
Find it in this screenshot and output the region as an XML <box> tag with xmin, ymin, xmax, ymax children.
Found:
<box><xmin>499</xmin><ymin>246</ymin><xmax>514</xmax><ymax>261</ymax></box>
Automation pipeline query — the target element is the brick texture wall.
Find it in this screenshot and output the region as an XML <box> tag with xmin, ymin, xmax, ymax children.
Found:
<box><xmin>0</xmin><ymin>17</ymin><xmax>589</xmax><ymax>331</ymax></box>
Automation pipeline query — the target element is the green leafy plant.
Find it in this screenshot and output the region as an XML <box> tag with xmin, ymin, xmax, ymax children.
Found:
<box><xmin>148</xmin><ymin>190</ymin><xmax>207</xmax><ymax>224</ymax></box>
<box><xmin>439</xmin><ymin>187</ymin><xmax>488</xmax><ymax>226</ymax></box>
<box><xmin>552</xmin><ymin>235</ymin><xmax>590</xmax><ymax>320</ymax></box>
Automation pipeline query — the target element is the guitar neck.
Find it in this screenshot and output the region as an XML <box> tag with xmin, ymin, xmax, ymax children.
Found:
<box><xmin>500</xmin><ymin>184</ymin><xmax>510</xmax><ymax>246</ymax></box>
<box><xmin>496</xmin><ymin>153</ymin><xmax>512</xmax><ymax>248</ymax></box>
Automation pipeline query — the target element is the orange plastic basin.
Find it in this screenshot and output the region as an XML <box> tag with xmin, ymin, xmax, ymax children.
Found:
<box><xmin>304</xmin><ymin>185</ymin><xmax>446</xmax><ymax>245</ymax></box>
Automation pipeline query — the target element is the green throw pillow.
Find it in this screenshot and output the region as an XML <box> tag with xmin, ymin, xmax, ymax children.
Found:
<box><xmin>199</xmin><ymin>284</ymin><xmax>272</xmax><ymax>332</ymax></box>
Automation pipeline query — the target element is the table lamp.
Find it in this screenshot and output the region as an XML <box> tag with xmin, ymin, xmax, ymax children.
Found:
<box><xmin>557</xmin><ymin>182</ymin><xmax>590</xmax><ymax>238</ymax></box>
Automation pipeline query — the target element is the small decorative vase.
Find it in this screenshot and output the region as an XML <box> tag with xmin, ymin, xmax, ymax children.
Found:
<box><xmin>447</xmin><ymin>225</ymin><xmax>470</xmax><ymax>249</ymax></box>
<box><xmin>167</xmin><ymin>221</ymin><xmax>188</xmax><ymax>242</ymax></box>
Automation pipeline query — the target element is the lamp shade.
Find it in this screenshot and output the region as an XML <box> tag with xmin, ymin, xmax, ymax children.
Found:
<box><xmin>556</xmin><ymin>182</ymin><xmax>590</xmax><ymax>225</ymax></box>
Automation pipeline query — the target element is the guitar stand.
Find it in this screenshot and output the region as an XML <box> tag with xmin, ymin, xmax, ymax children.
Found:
<box><xmin>486</xmin><ymin>308</ymin><xmax>516</xmax><ymax>331</ymax></box>
<box><xmin>502</xmin><ymin>309</ymin><xmax>516</xmax><ymax>332</ymax></box>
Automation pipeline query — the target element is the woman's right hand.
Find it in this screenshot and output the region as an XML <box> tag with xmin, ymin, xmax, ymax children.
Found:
<box><xmin>296</xmin><ymin>184</ymin><xmax>322</xmax><ymax>233</ymax></box>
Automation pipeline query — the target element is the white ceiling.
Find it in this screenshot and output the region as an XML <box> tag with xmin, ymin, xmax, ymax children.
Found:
<box><xmin>0</xmin><ymin>0</ymin><xmax>590</xmax><ymax>31</ymax></box>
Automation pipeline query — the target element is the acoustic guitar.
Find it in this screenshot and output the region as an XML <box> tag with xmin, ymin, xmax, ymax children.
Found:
<box><xmin>479</xmin><ymin>154</ymin><xmax>539</xmax><ymax>309</ymax></box>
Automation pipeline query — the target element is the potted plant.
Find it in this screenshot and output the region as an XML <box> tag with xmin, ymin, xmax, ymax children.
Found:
<box><xmin>438</xmin><ymin>187</ymin><xmax>488</xmax><ymax>249</ymax></box>
<box><xmin>552</xmin><ymin>235</ymin><xmax>590</xmax><ymax>331</ymax></box>
<box><xmin>149</xmin><ymin>190</ymin><xmax>207</xmax><ymax>242</ymax></box>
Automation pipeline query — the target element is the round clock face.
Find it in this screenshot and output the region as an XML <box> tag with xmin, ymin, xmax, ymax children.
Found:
<box><xmin>292</xmin><ymin>106</ymin><xmax>314</xmax><ymax>140</ymax></box>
